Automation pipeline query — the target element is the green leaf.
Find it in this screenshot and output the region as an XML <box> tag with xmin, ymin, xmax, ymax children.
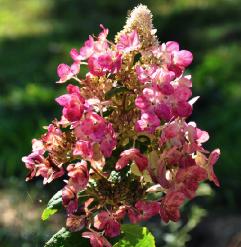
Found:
<box><xmin>105</xmin><ymin>86</ymin><xmax>130</xmax><ymax>100</ymax></box>
<box><xmin>47</xmin><ymin>190</ymin><xmax>62</xmax><ymax>208</ymax></box>
<box><xmin>44</xmin><ymin>227</ymin><xmax>90</xmax><ymax>247</ymax></box>
<box><xmin>114</xmin><ymin>224</ymin><xmax>156</xmax><ymax>247</ymax></box>
<box><xmin>41</xmin><ymin>190</ymin><xmax>62</xmax><ymax>221</ymax></box>
<box><xmin>196</xmin><ymin>183</ymin><xmax>213</xmax><ymax>197</ymax></box>
<box><xmin>42</xmin><ymin>208</ymin><xmax>58</xmax><ymax>221</ymax></box>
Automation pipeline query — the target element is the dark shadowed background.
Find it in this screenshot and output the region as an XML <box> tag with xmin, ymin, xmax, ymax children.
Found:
<box><xmin>0</xmin><ymin>0</ymin><xmax>241</xmax><ymax>246</ymax></box>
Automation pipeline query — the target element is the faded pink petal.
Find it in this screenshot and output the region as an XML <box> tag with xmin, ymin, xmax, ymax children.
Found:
<box><xmin>70</xmin><ymin>48</ymin><xmax>81</xmax><ymax>61</ymax></box>
<box><xmin>73</xmin><ymin>140</ymin><xmax>94</xmax><ymax>159</ymax></box>
<box><xmin>116</xmin><ymin>148</ymin><xmax>148</xmax><ymax>171</ymax></box>
<box><xmin>208</xmin><ymin>149</ymin><xmax>220</xmax><ymax>186</ymax></box>
<box><xmin>135</xmin><ymin>200</ymin><xmax>160</xmax><ymax>221</ymax></box>
<box><xmin>66</xmin><ymin>214</ymin><xmax>86</xmax><ymax>232</ymax></box>
<box><xmin>94</xmin><ymin>211</ymin><xmax>121</xmax><ymax>238</ymax></box>
<box><xmin>70</xmin><ymin>62</ymin><xmax>80</xmax><ymax>75</ymax></box>
<box><xmin>67</xmin><ymin>161</ymin><xmax>89</xmax><ymax>191</ymax></box>
<box><xmin>104</xmin><ymin>219</ymin><xmax>120</xmax><ymax>238</ymax></box>
<box><xmin>57</xmin><ymin>64</ymin><xmax>72</xmax><ymax>83</ymax></box>
<box><xmin>160</xmin><ymin>191</ymin><xmax>185</xmax><ymax>223</ymax></box>
<box><xmin>94</xmin><ymin>211</ymin><xmax>109</xmax><ymax>230</ymax></box>
<box><xmin>175</xmin><ymin>166</ymin><xmax>207</xmax><ymax>198</ymax></box>
<box><xmin>79</xmin><ymin>36</ymin><xmax>95</xmax><ymax>60</ymax></box>
<box><xmin>173</xmin><ymin>50</ymin><xmax>193</xmax><ymax>67</ymax></box>
<box><xmin>82</xmin><ymin>231</ymin><xmax>112</xmax><ymax>247</ymax></box>
<box><xmin>62</xmin><ymin>185</ymin><xmax>78</xmax><ymax>214</ymax></box>
<box><xmin>166</xmin><ymin>41</ymin><xmax>179</xmax><ymax>52</ymax></box>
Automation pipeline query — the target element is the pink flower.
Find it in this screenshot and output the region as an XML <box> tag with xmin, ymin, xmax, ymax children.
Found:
<box><xmin>117</xmin><ymin>30</ymin><xmax>140</xmax><ymax>53</ymax></box>
<box><xmin>62</xmin><ymin>185</ymin><xmax>78</xmax><ymax>214</ymax></box>
<box><xmin>24</xmin><ymin>13</ymin><xmax>221</xmax><ymax>234</ymax></box>
<box><xmin>208</xmin><ymin>149</ymin><xmax>220</xmax><ymax>187</ymax></box>
<box><xmin>135</xmin><ymin>65</ymin><xmax>157</xmax><ymax>84</ymax></box>
<box><xmin>36</xmin><ymin>164</ymin><xmax>65</xmax><ymax>184</ymax></box>
<box><xmin>159</xmin><ymin>191</ymin><xmax>185</xmax><ymax>223</ymax></box>
<box><xmin>166</xmin><ymin>41</ymin><xmax>179</xmax><ymax>52</ymax></box>
<box><xmin>162</xmin><ymin>122</ymin><xmax>180</xmax><ymax>140</ymax></box>
<box><xmin>128</xmin><ymin>201</ymin><xmax>161</xmax><ymax>223</ymax></box>
<box><xmin>127</xmin><ymin>208</ymin><xmax>140</xmax><ymax>224</ymax></box>
<box><xmin>161</xmin><ymin>41</ymin><xmax>193</xmax><ymax>69</ymax></box>
<box><xmin>41</xmin><ymin>123</ymin><xmax>63</xmax><ymax>147</ymax></box>
<box><xmin>55</xmin><ymin>84</ymin><xmax>85</xmax><ymax>122</ymax></box>
<box><xmin>73</xmin><ymin>140</ymin><xmax>94</xmax><ymax>159</ymax></box>
<box><xmin>116</xmin><ymin>148</ymin><xmax>148</xmax><ymax>171</ymax></box>
<box><xmin>62</xmin><ymin>161</ymin><xmax>89</xmax><ymax>214</ymax></box>
<box><xmin>98</xmin><ymin>24</ymin><xmax>109</xmax><ymax>42</ymax></box>
<box><xmin>135</xmin><ymin>200</ymin><xmax>160</xmax><ymax>221</ymax></box>
<box><xmin>94</xmin><ymin>211</ymin><xmax>120</xmax><ymax>238</ymax></box>
<box><xmin>95</xmin><ymin>24</ymin><xmax>109</xmax><ymax>52</ymax></box>
<box><xmin>135</xmin><ymin>112</ymin><xmax>160</xmax><ymax>133</ymax></box>
<box><xmin>154</xmin><ymin>103</ymin><xmax>172</xmax><ymax>121</ymax></box>
<box><xmin>155</xmin><ymin>161</ymin><xmax>172</xmax><ymax>189</ymax></box>
<box><xmin>74</xmin><ymin>112</ymin><xmax>116</xmax><ymax>158</ymax></box>
<box><xmin>70</xmin><ymin>25</ymin><xmax>109</xmax><ymax>62</ymax></box>
<box><xmin>135</xmin><ymin>95</ymin><xmax>150</xmax><ymax>110</ymax></box>
<box><xmin>104</xmin><ymin>219</ymin><xmax>121</xmax><ymax>238</ymax></box>
<box><xmin>22</xmin><ymin>138</ymin><xmax>65</xmax><ymax>184</ymax></box>
<box><xmin>82</xmin><ymin>231</ymin><xmax>112</xmax><ymax>247</ymax></box>
<box><xmin>57</xmin><ymin>62</ymin><xmax>80</xmax><ymax>83</ymax></box>
<box><xmin>152</xmin><ymin>68</ymin><xmax>175</xmax><ymax>95</ymax></box>
<box><xmin>94</xmin><ymin>211</ymin><xmax>109</xmax><ymax>229</ymax></box>
<box><xmin>185</xmin><ymin>123</ymin><xmax>209</xmax><ymax>145</ymax></box>
<box><xmin>100</xmin><ymin>124</ymin><xmax>117</xmax><ymax>158</ymax></box>
<box><xmin>175</xmin><ymin>166</ymin><xmax>207</xmax><ymax>198</ymax></box>
<box><xmin>66</xmin><ymin>214</ymin><xmax>86</xmax><ymax>232</ymax></box>
<box><xmin>195</xmin><ymin>149</ymin><xmax>220</xmax><ymax>187</ymax></box>
<box><xmin>173</xmin><ymin>50</ymin><xmax>193</xmax><ymax>67</ymax></box>
<box><xmin>88</xmin><ymin>56</ymin><xmax>106</xmax><ymax>76</ymax></box>
<box><xmin>114</xmin><ymin>206</ymin><xmax>127</xmax><ymax>220</ymax></box>
<box><xmin>22</xmin><ymin>150</ymin><xmax>45</xmax><ymax>181</ymax></box>
<box><xmin>174</xmin><ymin>101</ymin><xmax>192</xmax><ymax>118</ymax></box>
<box><xmin>158</xmin><ymin>41</ymin><xmax>193</xmax><ymax>77</ymax></box>
<box><xmin>88</xmin><ymin>51</ymin><xmax>122</xmax><ymax>76</ymax></box>
<box><xmin>70</xmin><ymin>36</ymin><xmax>95</xmax><ymax>61</ymax></box>
<box><xmin>67</xmin><ymin>161</ymin><xmax>89</xmax><ymax>191</ymax></box>
<box><xmin>173</xmin><ymin>86</ymin><xmax>192</xmax><ymax>102</ymax></box>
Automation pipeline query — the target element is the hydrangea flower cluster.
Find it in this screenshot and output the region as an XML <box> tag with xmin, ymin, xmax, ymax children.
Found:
<box><xmin>22</xmin><ymin>5</ymin><xmax>220</xmax><ymax>247</ymax></box>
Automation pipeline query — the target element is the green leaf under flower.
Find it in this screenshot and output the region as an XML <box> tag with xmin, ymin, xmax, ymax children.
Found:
<box><xmin>41</xmin><ymin>190</ymin><xmax>62</xmax><ymax>221</ymax></box>
<box><xmin>114</xmin><ymin>224</ymin><xmax>156</xmax><ymax>247</ymax></box>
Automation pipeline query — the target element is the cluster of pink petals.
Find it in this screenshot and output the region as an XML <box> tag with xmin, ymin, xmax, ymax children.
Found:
<box><xmin>22</xmin><ymin>132</ymin><xmax>65</xmax><ymax>184</ymax></box>
<box><xmin>63</xmin><ymin>161</ymin><xmax>89</xmax><ymax>213</ymax></box>
<box><xmin>22</xmin><ymin>19</ymin><xmax>220</xmax><ymax>247</ymax></box>
<box><xmin>56</xmin><ymin>84</ymin><xmax>86</xmax><ymax>122</ymax></box>
<box><xmin>135</xmin><ymin>63</ymin><xmax>193</xmax><ymax>133</ymax></box>
<box><xmin>74</xmin><ymin>112</ymin><xmax>116</xmax><ymax>159</ymax></box>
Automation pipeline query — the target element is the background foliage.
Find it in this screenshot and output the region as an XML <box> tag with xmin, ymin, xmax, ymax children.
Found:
<box><xmin>0</xmin><ymin>0</ymin><xmax>241</xmax><ymax>246</ymax></box>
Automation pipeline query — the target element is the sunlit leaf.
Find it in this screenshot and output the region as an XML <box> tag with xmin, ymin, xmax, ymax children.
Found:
<box><xmin>114</xmin><ymin>224</ymin><xmax>155</xmax><ymax>247</ymax></box>
<box><xmin>41</xmin><ymin>190</ymin><xmax>62</xmax><ymax>221</ymax></box>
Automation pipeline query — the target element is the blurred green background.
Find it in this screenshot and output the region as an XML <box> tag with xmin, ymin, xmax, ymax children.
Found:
<box><xmin>0</xmin><ymin>0</ymin><xmax>240</xmax><ymax>246</ymax></box>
